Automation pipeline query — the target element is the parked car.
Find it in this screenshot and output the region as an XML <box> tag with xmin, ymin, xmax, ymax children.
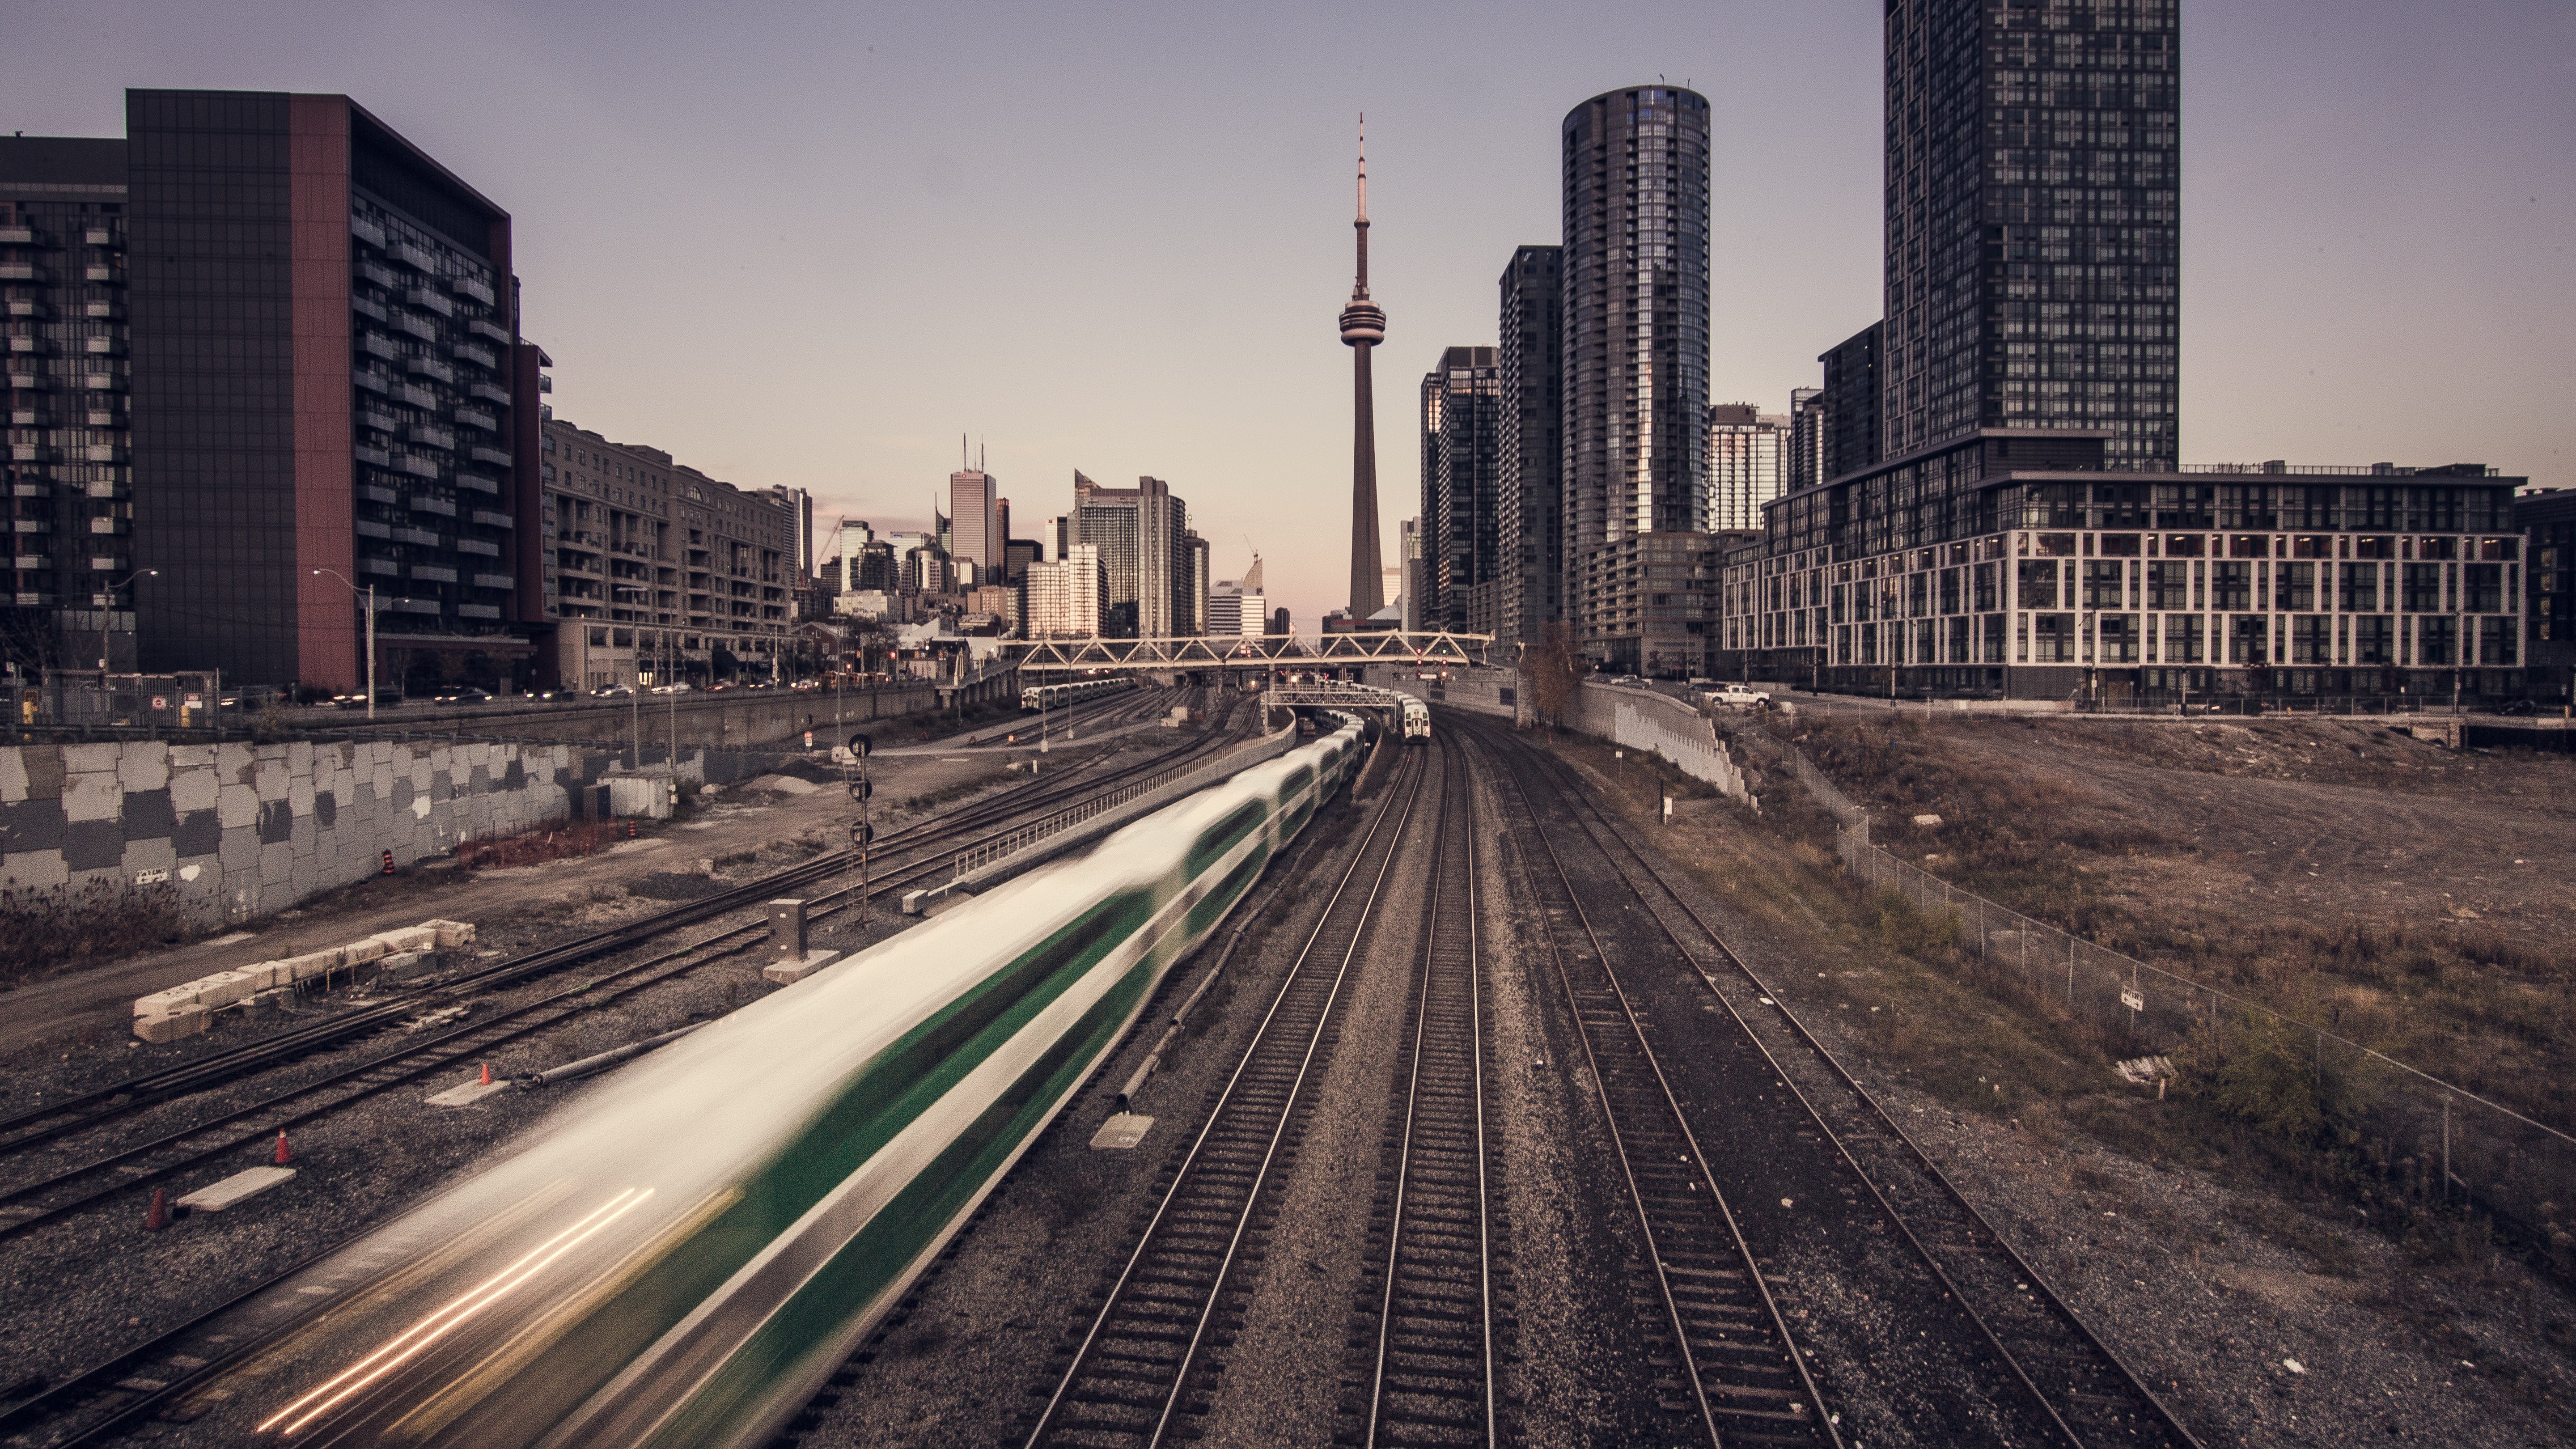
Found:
<box><xmin>1704</xmin><ymin>683</ymin><xmax>1771</xmax><ymax>710</ymax></box>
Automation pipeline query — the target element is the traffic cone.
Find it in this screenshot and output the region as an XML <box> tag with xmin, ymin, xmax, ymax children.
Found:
<box><xmin>479</xmin><ymin>1062</ymin><xmax>492</xmax><ymax>1086</ymax></box>
<box><xmin>146</xmin><ymin>1186</ymin><xmax>169</xmax><ymax>1232</ymax></box>
<box><xmin>274</xmin><ymin>1130</ymin><xmax>292</xmax><ymax>1165</ymax></box>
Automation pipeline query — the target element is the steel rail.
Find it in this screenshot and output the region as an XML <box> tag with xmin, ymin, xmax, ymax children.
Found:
<box><xmin>1025</xmin><ymin>746</ymin><xmax>1428</xmax><ymax>1449</ymax></box>
<box><xmin>1470</xmin><ymin>727</ymin><xmax>1840</xmax><ymax>1448</ymax></box>
<box><xmin>1504</xmin><ymin>729</ymin><xmax>2203</xmax><ymax>1449</ymax></box>
<box><xmin>1363</xmin><ymin>737</ymin><xmax>1495</xmax><ymax>1448</ymax></box>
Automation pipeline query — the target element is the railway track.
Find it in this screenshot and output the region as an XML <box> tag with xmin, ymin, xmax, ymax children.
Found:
<box><xmin>0</xmin><ymin>695</ymin><xmax>1255</xmax><ymax>1246</ymax></box>
<box><xmin>1023</xmin><ymin>743</ymin><xmax>1430</xmax><ymax>1449</ymax></box>
<box><xmin>1468</xmin><ymin>725</ymin><xmax>1838</xmax><ymax>1447</ymax></box>
<box><xmin>1349</xmin><ymin>737</ymin><xmax>1500</xmax><ymax>1449</ymax></box>
<box><xmin>1488</xmin><ymin>724</ymin><xmax>2202</xmax><ymax>1449</ymax></box>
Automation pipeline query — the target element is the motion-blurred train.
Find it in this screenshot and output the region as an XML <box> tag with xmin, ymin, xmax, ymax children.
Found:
<box><xmin>239</xmin><ymin>714</ymin><xmax>1365</xmax><ymax>1447</ymax></box>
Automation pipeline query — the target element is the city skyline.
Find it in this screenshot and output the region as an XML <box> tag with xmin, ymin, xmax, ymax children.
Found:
<box><xmin>5</xmin><ymin>1</ymin><xmax>2567</xmax><ymax>631</ymax></box>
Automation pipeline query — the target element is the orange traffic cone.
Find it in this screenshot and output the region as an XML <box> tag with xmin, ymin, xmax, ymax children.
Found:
<box><xmin>274</xmin><ymin>1129</ymin><xmax>292</xmax><ymax>1165</ymax></box>
<box><xmin>479</xmin><ymin>1062</ymin><xmax>492</xmax><ymax>1086</ymax></box>
<box><xmin>146</xmin><ymin>1186</ymin><xmax>169</xmax><ymax>1231</ymax></box>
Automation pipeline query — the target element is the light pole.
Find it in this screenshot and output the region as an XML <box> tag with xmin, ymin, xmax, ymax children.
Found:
<box><xmin>100</xmin><ymin>568</ymin><xmax>159</xmax><ymax>677</ymax></box>
<box><xmin>310</xmin><ymin>568</ymin><xmax>376</xmax><ymax>721</ymax></box>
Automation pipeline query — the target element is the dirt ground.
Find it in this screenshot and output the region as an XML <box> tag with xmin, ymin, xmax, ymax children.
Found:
<box><xmin>1751</xmin><ymin>713</ymin><xmax>2576</xmax><ymax>1130</ymax></box>
<box><xmin>1548</xmin><ymin>728</ymin><xmax>2576</xmax><ymax>1446</ymax></box>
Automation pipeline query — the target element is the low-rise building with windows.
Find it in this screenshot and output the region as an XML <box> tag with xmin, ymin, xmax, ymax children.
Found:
<box><xmin>1718</xmin><ymin>430</ymin><xmax>2529</xmax><ymax>704</ymax></box>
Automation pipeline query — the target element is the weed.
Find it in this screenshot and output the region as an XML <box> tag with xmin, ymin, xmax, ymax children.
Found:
<box><xmin>0</xmin><ymin>876</ymin><xmax>189</xmax><ymax>988</ymax></box>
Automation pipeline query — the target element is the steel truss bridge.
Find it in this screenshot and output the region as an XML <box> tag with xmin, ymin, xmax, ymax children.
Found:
<box><xmin>1004</xmin><ymin>630</ymin><xmax>1491</xmax><ymax>674</ymax></box>
<box><xmin>1259</xmin><ymin>682</ymin><xmax>1420</xmax><ymax>714</ymax></box>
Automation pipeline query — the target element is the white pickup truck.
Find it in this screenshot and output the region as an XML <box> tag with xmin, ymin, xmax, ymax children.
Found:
<box><xmin>1704</xmin><ymin>683</ymin><xmax>1771</xmax><ymax>710</ymax></box>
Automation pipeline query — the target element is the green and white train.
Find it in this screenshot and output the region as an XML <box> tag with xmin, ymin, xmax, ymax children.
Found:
<box><xmin>246</xmin><ymin>715</ymin><xmax>1366</xmax><ymax>1447</ymax></box>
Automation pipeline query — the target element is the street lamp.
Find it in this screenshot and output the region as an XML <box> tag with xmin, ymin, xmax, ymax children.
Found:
<box><xmin>99</xmin><ymin>568</ymin><xmax>158</xmax><ymax>675</ymax></box>
<box><xmin>311</xmin><ymin>568</ymin><xmax>377</xmax><ymax>721</ymax></box>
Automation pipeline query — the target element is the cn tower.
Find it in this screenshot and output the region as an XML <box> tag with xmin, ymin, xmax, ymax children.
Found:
<box><xmin>1339</xmin><ymin>117</ymin><xmax>1387</xmax><ymax>620</ymax></box>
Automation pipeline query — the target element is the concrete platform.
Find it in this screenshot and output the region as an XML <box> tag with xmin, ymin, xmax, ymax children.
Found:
<box><xmin>1089</xmin><ymin>1113</ymin><xmax>1155</xmax><ymax>1150</ymax></box>
<box><xmin>763</xmin><ymin>949</ymin><xmax>843</xmax><ymax>986</ymax></box>
<box><xmin>427</xmin><ymin>1076</ymin><xmax>512</xmax><ymax>1106</ymax></box>
<box><xmin>175</xmin><ymin>1165</ymin><xmax>296</xmax><ymax>1212</ymax></box>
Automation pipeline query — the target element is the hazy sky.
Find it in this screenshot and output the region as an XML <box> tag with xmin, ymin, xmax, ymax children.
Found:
<box><xmin>8</xmin><ymin>1</ymin><xmax>2572</xmax><ymax>628</ymax></box>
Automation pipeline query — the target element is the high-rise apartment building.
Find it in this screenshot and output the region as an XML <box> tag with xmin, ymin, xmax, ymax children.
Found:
<box><xmin>1560</xmin><ymin>86</ymin><xmax>1710</xmax><ymax>557</ymax></box>
<box><xmin>538</xmin><ymin>417</ymin><xmax>794</xmax><ymax>691</ymax></box>
<box><xmin>1496</xmin><ymin>246</ymin><xmax>1561</xmax><ymax>652</ymax></box>
<box><xmin>1820</xmin><ymin>322</ymin><xmax>1882</xmax><ymax>482</ymax></box>
<box><xmin>1417</xmin><ymin>345</ymin><xmax>1501</xmax><ymax>632</ymax></box>
<box><xmin>1071</xmin><ymin>471</ymin><xmax>1187</xmax><ymax>637</ymax></box>
<box><xmin>4</xmin><ymin>91</ymin><xmax>546</xmax><ymax>691</ymax></box>
<box><xmin>1882</xmin><ymin>0</ymin><xmax>2179</xmax><ymax>469</ymax></box>
<box><xmin>1023</xmin><ymin>542</ymin><xmax>1103</xmax><ymax>638</ymax></box>
<box><xmin>1788</xmin><ymin>387</ymin><xmax>1826</xmax><ymax>493</ymax></box>
<box><xmin>1708</xmin><ymin>403</ymin><xmax>1790</xmax><ymax>533</ymax></box>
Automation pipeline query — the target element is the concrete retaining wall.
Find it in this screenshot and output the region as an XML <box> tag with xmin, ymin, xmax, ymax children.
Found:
<box><xmin>1572</xmin><ymin>683</ymin><xmax>1747</xmax><ymax>800</ymax></box>
<box><xmin>1361</xmin><ymin>665</ymin><xmax>1524</xmax><ymax>722</ymax></box>
<box><xmin>0</xmin><ymin>737</ymin><xmax>580</xmax><ymax>926</ymax></box>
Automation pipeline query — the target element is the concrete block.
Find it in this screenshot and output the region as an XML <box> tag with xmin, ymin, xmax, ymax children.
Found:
<box><xmin>234</xmin><ymin>961</ymin><xmax>290</xmax><ymax>991</ymax></box>
<box><xmin>376</xmin><ymin>926</ymin><xmax>437</xmax><ymax>952</ymax></box>
<box><xmin>61</xmin><ymin>770</ymin><xmax>123</xmax><ymax>823</ymax></box>
<box><xmin>63</xmin><ymin>819</ymin><xmax>125</xmax><ymax>872</ymax></box>
<box><xmin>1089</xmin><ymin>1113</ymin><xmax>1155</xmax><ymax>1150</ymax></box>
<box><xmin>427</xmin><ymin>1076</ymin><xmax>509</xmax><ymax>1107</ymax></box>
<box><xmin>377</xmin><ymin>949</ymin><xmax>440</xmax><ymax>983</ymax></box>
<box><xmin>176</xmin><ymin>1165</ymin><xmax>295</xmax><ymax>1212</ymax></box>
<box><xmin>23</xmin><ymin>748</ymin><xmax>64</xmax><ymax>801</ymax></box>
<box><xmin>169</xmin><ymin>765</ymin><xmax>218</xmax><ymax>814</ymax></box>
<box><xmin>172</xmin><ymin>808</ymin><xmax>220</xmax><ymax>857</ymax></box>
<box><xmin>217</xmin><ymin>823</ymin><xmax>261</xmax><ymax>873</ymax></box>
<box><xmin>426</xmin><ymin>918</ymin><xmax>477</xmax><ymax>949</ymax></box>
<box><xmin>253</xmin><ymin>758</ymin><xmax>288</xmax><ymax>803</ymax></box>
<box><xmin>191</xmin><ymin>970</ymin><xmax>258</xmax><ymax>1008</ymax></box>
<box><xmin>120</xmin><ymin>835</ymin><xmax>177</xmax><ymax>877</ymax></box>
<box><xmin>134</xmin><ymin>1008</ymin><xmax>209</xmax><ymax>1043</ymax></box>
<box><xmin>4</xmin><ymin>846</ymin><xmax>68</xmax><ymax>890</ymax></box>
<box><xmin>287</xmin><ymin>740</ymin><xmax>314</xmax><ymax>775</ymax></box>
<box><xmin>61</xmin><ymin>743</ymin><xmax>121</xmax><ymax>776</ymax></box>
<box><xmin>373</xmin><ymin>764</ymin><xmax>396</xmax><ymax>800</ymax></box>
<box><xmin>763</xmin><ymin>948</ymin><xmax>842</xmax><ymax>985</ymax></box>
<box><xmin>1</xmin><ymin>795</ymin><xmax>67</xmax><ymax>852</ymax></box>
<box><xmin>287</xmin><ymin>774</ymin><xmax>315</xmax><ymax>818</ymax></box>
<box><xmin>122</xmin><ymin>788</ymin><xmax>176</xmax><ymax>841</ymax></box>
<box><xmin>0</xmin><ymin>747</ymin><xmax>26</xmax><ymax>804</ymax></box>
<box><xmin>409</xmin><ymin>757</ymin><xmax>432</xmax><ymax>793</ymax></box>
<box><xmin>256</xmin><ymin>799</ymin><xmax>293</xmax><ymax>846</ymax></box>
<box><xmin>216</xmin><ymin>781</ymin><xmax>258</xmax><ymax>830</ymax></box>
<box><xmin>167</xmin><ymin>743</ymin><xmax>212</xmax><ymax>769</ymax></box>
<box><xmin>258</xmin><ymin>839</ymin><xmax>292</xmax><ymax>886</ymax></box>
<box><xmin>117</xmin><ymin>744</ymin><xmax>170</xmax><ymax>794</ymax></box>
<box><xmin>214</xmin><ymin>741</ymin><xmax>251</xmax><ymax>784</ymax></box>
<box><xmin>135</xmin><ymin>984</ymin><xmax>202</xmax><ymax>1017</ymax></box>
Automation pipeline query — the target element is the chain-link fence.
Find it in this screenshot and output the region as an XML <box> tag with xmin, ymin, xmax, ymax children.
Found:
<box><xmin>1792</xmin><ymin>746</ymin><xmax>2576</xmax><ymax>1258</ymax></box>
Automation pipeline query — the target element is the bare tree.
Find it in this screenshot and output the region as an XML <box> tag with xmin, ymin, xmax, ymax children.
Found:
<box><xmin>1520</xmin><ymin>620</ymin><xmax>1587</xmax><ymax>737</ymax></box>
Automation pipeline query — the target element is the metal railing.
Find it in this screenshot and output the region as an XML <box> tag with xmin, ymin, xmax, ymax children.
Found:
<box><xmin>1784</xmin><ymin>744</ymin><xmax>2576</xmax><ymax>1256</ymax></box>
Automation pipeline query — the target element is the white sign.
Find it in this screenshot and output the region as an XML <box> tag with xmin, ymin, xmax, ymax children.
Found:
<box><xmin>2121</xmin><ymin>988</ymin><xmax>2144</xmax><ymax>1013</ymax></box>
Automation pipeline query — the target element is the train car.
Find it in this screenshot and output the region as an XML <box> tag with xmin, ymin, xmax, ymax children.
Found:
<box><xmin>1399</xmin><ymin>694</ymin><xmax>1431</xmax><ymax>744</ymax></box>
<box><xmin>234</xmin><ymin>716</ymin><xmax>1365</xmax><ymax>1449</ymax></box>
<box><xmin>1021</xmin><ymin>676</ymin><xmax>1130</xmax><ymax>712</ymax></box>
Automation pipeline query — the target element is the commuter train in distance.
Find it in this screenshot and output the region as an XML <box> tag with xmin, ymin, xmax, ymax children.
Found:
<box><xmin>1399</xmin><ymin>693</ymin><xmax>1431</xmax><ymax>744</ymax></box>
<box><xmin>1021</xmin><ymin>676</ymin><xmax>1131</xmax><ymax>711</ymax></box>
<box><xmin>229</xmin><ymin>714</ymin><xmax>1364</xmax><ymax>1448</ymax></box>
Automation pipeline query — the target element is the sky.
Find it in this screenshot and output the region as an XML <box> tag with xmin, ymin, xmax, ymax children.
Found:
<box><xmin>7</xmin><ymin>1</ymin><xmax>2572</xmax><ymax>631</ymax></box>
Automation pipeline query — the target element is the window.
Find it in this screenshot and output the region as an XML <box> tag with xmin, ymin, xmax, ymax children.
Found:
<box><xmin>2098</xmin><ymin>613</ymin><xmax>2140</xmax><ymax>663</ymax></box>
<box><xmin>2147</xmin><ymin>561</ymin><xmax>2190</xmax><ymax>610</ymax></box>
<box><xmin>2017</xmin><ymin>559</ymin><xmax>2059</xmax><ymax>608</ymax></box>
<box><xmin>2353</xmin><ymin>615</ymin><xmax>2393</xmax><ymax>666</ymax></box>
<box><xmin>2229</xmin><ymin>614</ymin><xmax>2267</xmax><ymax>664</ymax></box>
<box><xmin>2290</xmin><ymin>615</ymin><xmax>2331</xmax><ymax>664</ymax></box>
<box><xmin>2212</xmin><ymin>562</ymin><xmax>2251</xmax><ymax>611</ymax></box>
<box><xmin>2463</xmin><ymin>564</ymin><xmax>2503</xmax><ymax>614</ymax></box>
<box><xmin>2277</xmin><ymin>563</ymin><xmax>2315</xmax><ymax>612</ymax></box>
<box><xmin>2418</xmin><ymin>616</ymin><xmax>2456</xmax><ymax>666</ymax></box>
<box><xmin>2338</xmin><ymin>563</ymin><xmax>2379</xmax><ymax>613</ymax></box>
<box><xmin>2402</xmin><ymin>564</ymin><xmax>2441</xmax><ymax>613</ymax></box>
<box><xmin>2165</xmin><ymin>613</ymin><xmax>2204</xmax><ymax>664</ymax></box>
<box><xmin>2034</xmin><ymin>613</ymin><xmax>2076</xmax><ymax>663</ymax></box>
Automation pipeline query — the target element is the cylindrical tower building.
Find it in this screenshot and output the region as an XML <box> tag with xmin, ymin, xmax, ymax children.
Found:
<box><xmin>1559</xmin><ymin>85</ymin><xmax>1710</xmax><ymax>564</ymax></box>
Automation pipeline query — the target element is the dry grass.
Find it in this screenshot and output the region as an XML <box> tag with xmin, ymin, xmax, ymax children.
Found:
<box><xmin>0</xmin><ymin>877</ymin><xmax>190</xmax><ymax>989</ymax></box>
<box><xmin>456</xmin><ymin>819</ymin><xmax>625</xmax><ymax>871</ymax></box>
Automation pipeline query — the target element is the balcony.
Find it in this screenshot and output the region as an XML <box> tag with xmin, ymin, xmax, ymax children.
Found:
<box><xmin>84</xmin><ymin>226</ymin><xmax>117</xmax><ymax>247</ymax></box>
<box><xmin>5</xmin><ymin>337</ymin><xmax>47</xmax><ymax>355</ymax></box>
<box><xmin>14</xmin><ymin>592</ymin><xmax>53</xmax><ymax>606</ymax></box>
<box><xmin>352</xmin><ymin>296</ymin><xmax>387</xmax><ymax>322</ymax></box>
<box><xmin>451</xmin><ymin>275</ymin><xmax>495</xmax><ymax>306</ymax></box>
<box><xmin>409</xmin><ymin>564</ymin><xmax>458</xmax><ymax>583</ymax></box>
<box><xmin>360</xmin><ymin>262</ymin><xmax>397</xmax><ymax>290</ymax></box>
<box><xmin>82</xmin><ymin>266</ymin><xmax>122</xmax><ymax>286</ymax></box>
<box><xmin>407</xmin><ymin>424</ymin><xmax>455</xmax><ymax>452</ymax></box>
<box><xmin>0</xmin><ymin>265</ymin><xmax>51</xmax><ymax>284</ymax></box>
<box><xmin>4</xmin><ymin>300</ymin><xmax>49</xmax><ymax>319</ymax></box>
<box><xmin>455</xmin><ymin>471</ymin><xmax>499</xmax><ymax>495</ymax></box>
<box><xmin>398</xmin><ymin>453</ymin><xmax>439</xmax><ymax>480</ymax></box>
<box><xmin>404</xmin><ymin>287</ymin><xmax>454</xmax><ymax>319</ymax></box>
<box><xmin>81</xmin><ymin>373</ymin><xmax>121</xmax><ymax>392</ymax></box>
<box><xmin>81</xmin><ymin>337</ymin><xmax>123</xmax><ymax>356</ymax></box>
<box><xmin>454</xmin><ymin>407</ymin><xmax>496</xmax><ymax>432</ymax></box>
<box><xmin>359</xmin><ymin>557</ymin><xmax>399</xmax><ymax>576</ymax></box>
<box><xmin>391</xmin><ymin>598</ymin><xmax>440</xmax><ymax>615</ymax></box>
<box><xmin>83</xmin><ymin>408</ymin><xmax>116</xmax><ymax>428</ymax></box>
<box><xmin>394</xmin><ymin>526</ymin><xmax>439</xmax><ymax>547</ymax></box>
<box><xmin>359</xmin><ymin>332</ymin><xmax>399</xmax><ymax>361</ymax></box>
<box><xmin>82</xmin><ymin>445</ymin><xmax>123</xmax><ymax>463</ymax></box>
<box><xmin>7</xmin><ymin>410</ymin><xmax>45</xmax><ymax>427</ymax></box>
<box><xmin>457</xmin><ymin>602</ymin><xmax>500</xmax><ymax>619</ymax></box>
<box><xmin>354</xmin><ymin>369</ymin><xmax>390</xmax><ymax>395</ymax></box>
<box><xmin>473</xmin><ymin>573</ymin><xmax>515</xmax><ymax>590</ymax></box>
<box><xmin>388</xmin><ymin>242</ymin><xmax>436</xmax><ymax>273</ymax></box>
<box><xmin>0</xmin><ymin>226</ymin><xmax>44</xmax><ymax>246</ymax></box>
<box><xmin>13</xmin><ymin>552</ymin><xmax>40</xmax><ymax>565</ymax></box>
<box><xmin>405</xmin><ymin>355</ymin><xmax>453</xmax><ymax>384</ymax></box>
<box><xmin>82</xmin><ymin>481</ymin><xmax>123</xmax><ymax>499</ymax></box>
<box><xmin>458</xmin><ymin>538</ymin><xmax>500</xmax><ymax>557</ymax></box>
<box><xmin>468</xmin><ymin>381</ymin><xmax>511</xmax><ymax>407</ymax></box>
<box><xmin>350</xmin><ymin>216</ymin><xmax>386</xmax><ymax>249</ymax></box>
<box><xmin>6</xmin><ymin>374</ymin><xmax>48</xmax><ymax>391</ymax></box>
<box><xmin>470</xmin><ymin>445</ymin><xmax>512</xmax><ymax>467</ymax></box>
<box><xmin>9</xmin><ymin>445</ymin><xmax>50</xmax><ymax>463</ymax></box>
<box><xmin>451</xmin><ymin>342</ymin><xmax>496</xmax><ymax>371</ymax></box>
<box><xmin>471</xmin><ymin>509</ymin><xmax>513</xmax><ymax>529</ymax></box>
<box><xmin>81</xmin><ymin>301</ymin><xmax>120</xmax><ymax>320</ymax></box>
<box><xmin>358</xmin><ymin>408</ymin><xmax>399</xmax><ymax>434</ymax></box>
<box><xmin>470</xmin><ymin>319</ymin><xmax>511</xmax><ymax>347</ymax></box>
<box><xmin>355</xmin><ymin>445</ymin><xmax>391</xmax><ymax>468</ymax></box>
<box><xmin>88</xmin><ymin>518</ymin><xmax>127</xmax><ymax>536</ymax></box>
<box><xmin>356</xmin><ymin>519</ymin><xmax>391</xmax><ymax>539</ymax></box>
<box><xmin>397</xmin><ymin>383</ymin><xmax>436</xmax><ymax>408</ymax></box>
<box><xmin>394</xmin><ymin>313</ymin><xmax>438</xmax><ymax>342</ymax></box>
<box><xmin>409</xmin><ymin>495</ymin><xmax>457</xmax><ymax>517</ymax></box>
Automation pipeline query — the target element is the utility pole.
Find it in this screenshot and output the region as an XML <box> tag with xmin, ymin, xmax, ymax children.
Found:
<box><xmin>310</xmin><ymin>569</ymin><xmax>374</xmax><ymax>721</ymax></box>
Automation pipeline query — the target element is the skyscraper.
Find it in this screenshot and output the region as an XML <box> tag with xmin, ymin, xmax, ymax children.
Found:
<box><xmin>1071</xmin><ymin>470</ymin><xmax>1186</xmax><ymax>637</ymax></box>
<box><xmin>948</xmin><ymin>467</ymin><xmax>999</xmax><ymax>580</ymax></box>
<box><xmin>1882</xmin><ymin>0</ymin><xmax>2179</xmax><ymax>469</ymax></box>
<box><xmin>1417</xmin><ymin>345</ymin><xmax>1501</xmax><ymax>632</ymax></box>
<box><xmin>1560</xmin><ymin>86</ymin><xmax>1710</xmax><ymax>560</ymax></box>
<box><xmin>1496</xmin><ymin>246</ymin><xmax>1561</xmax><ymax>652</ymax></box>
<box><xmin>1707</xmin><ymin>403</ymin><xmax>1789</xmax><ymax>533</ymax></box>
<box><xmin>1339</xmin><ymin>120</ymin><xmax>1387</xmax><ymax>619</ymax></box>
<box><xmin>1787</xmin><ymin>387</ymin><xmax>1825</xmax><ymax>493</ymax></box>
<box><xmin>1819</xmin><ymin>322</ymin><xmax>1883</xmax><ymax>481</ymax></box>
